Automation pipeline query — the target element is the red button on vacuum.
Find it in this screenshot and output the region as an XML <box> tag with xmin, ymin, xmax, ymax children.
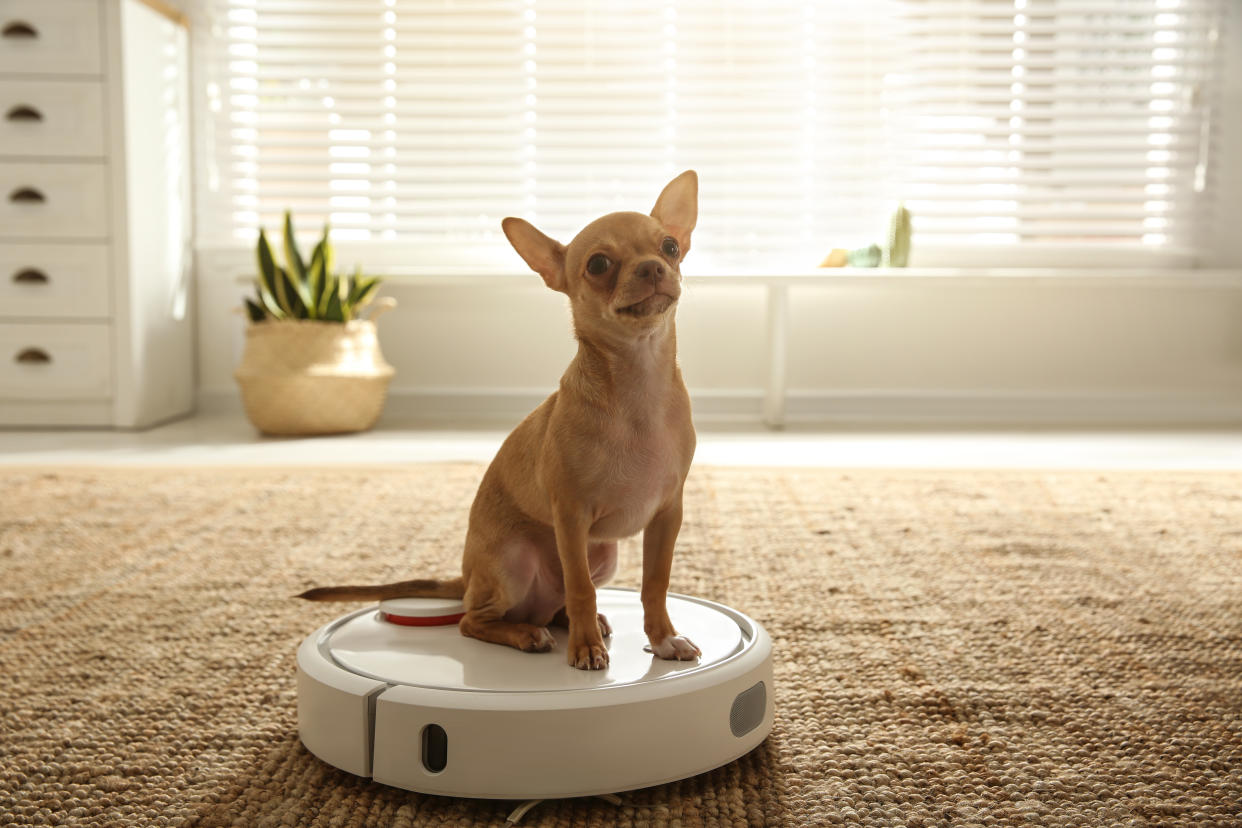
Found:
<box><xmin>378</xmin><ymin>597</ymin><xmax>467</xmax><ymax>627</ymax></box>
<box><xmin>380</xmin><ymin>610</ymin><xmax>465</xmax><ymax>627</ymax></box>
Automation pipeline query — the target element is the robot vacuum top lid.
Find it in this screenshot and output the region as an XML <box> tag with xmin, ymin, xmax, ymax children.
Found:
<box><xmin>321</xmin><ymin>589</ymin><xmax>751</xmax><ymax>694</ymax></box>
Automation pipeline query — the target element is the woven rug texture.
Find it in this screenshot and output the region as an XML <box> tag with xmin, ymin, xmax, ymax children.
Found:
<box><xmin>0</xmin><ymin>466</ymin><xmax>1239</xmax><ymax>827</ymax></box>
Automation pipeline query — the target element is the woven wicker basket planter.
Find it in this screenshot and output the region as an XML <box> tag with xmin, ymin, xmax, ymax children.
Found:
<box><xmin>235</xmin><ymin>317</ymin><xmax>395</xmax><ymax>436</ymax></box>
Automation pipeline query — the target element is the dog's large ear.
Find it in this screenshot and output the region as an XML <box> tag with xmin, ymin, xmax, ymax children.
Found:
<box><xmin>502</xmin><ymin>217</ymin><xmax>567</xmax><ymax>292</ymax></box>
<box><xmin>651</xmin><ymin>170</ymin><xmax>698</xmax><ymax>257</ymax></box>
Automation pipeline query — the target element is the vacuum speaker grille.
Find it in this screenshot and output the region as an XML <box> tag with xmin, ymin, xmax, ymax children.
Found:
<box><xmin>729</xmin><ymin>680</ymin><xmax>766</xmax><ymax>737</ymax></box>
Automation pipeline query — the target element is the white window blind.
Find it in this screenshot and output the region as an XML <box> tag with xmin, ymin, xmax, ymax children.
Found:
<box><xmin>194</xmin><ymin>0</ymin><xmax>1225</xmax><ymax>271</ymax></box>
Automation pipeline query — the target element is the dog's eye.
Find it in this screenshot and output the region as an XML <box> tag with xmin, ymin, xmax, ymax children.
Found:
<box><xmin>661</xmin><ymin>237</ymin><xmax>680</xmax><ymax>259</ymax></box>
<box><xmin>586</xmin><ymin>254</ymin><xmax>611</xmax><ymax>276</ymax></box>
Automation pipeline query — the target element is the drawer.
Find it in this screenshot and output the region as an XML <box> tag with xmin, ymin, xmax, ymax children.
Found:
<box><xmin>0</xmin><ymin>243</ymin><xmax>110</xmax><ymax>318</ymax></box>
<box><xmin>0</xmin><ymin>322</ymin><xmax>111</xmax><ymax>399</ymax></box>
<box><xmin>0</xmin><ymin>162</ymin><xmax>107</xmax><ymax>239</ymax></box>
<box><xmin>0</xmin><ymin>0</ymin><xmax>102</xmax><ymax>76</ymax></box>
<box><xmin>0</xmin><ymin>79</ymin><xmax>105</xmax><ymax>157</ymax></box>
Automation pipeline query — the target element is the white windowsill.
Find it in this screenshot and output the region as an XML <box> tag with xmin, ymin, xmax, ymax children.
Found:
<box><xmin>355</xmin><ymin>266</ymin><xmax>1242</xmax><ymax>288</ymax></box>
<box><xmin>199</xmin><ymin>236</ymin><xmax>1240</xmax><ymax>287</ymax></box>
<box><xmin>216</xmin><ymin>262</ymin><xmax>1242</xmax><ymax>289</ymax></box>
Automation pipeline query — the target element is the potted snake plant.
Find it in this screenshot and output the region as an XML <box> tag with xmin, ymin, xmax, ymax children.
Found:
<box><xmin>234</xmin><ymin>212</ymin><xmax>395</xmax><ymax>435</ymax></box>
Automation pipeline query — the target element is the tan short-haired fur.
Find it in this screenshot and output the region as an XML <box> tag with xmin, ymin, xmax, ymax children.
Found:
<box><xmin>300</xmin><ymin>171</ymin><xmax>701</xmax><ymax>670</ymax></box>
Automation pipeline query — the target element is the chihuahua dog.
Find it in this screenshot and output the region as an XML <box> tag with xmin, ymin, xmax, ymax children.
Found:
<box><xmin>300</xmin><ymin>171</ymin><xmax>701</xmax><ymax>671</ymax></box>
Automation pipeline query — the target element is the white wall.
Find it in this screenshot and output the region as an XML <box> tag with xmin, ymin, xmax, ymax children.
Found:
<box><xmin>196</xmin><ymin>265</ymin><xmax>1242</xmax><ymax>427</ymax></box>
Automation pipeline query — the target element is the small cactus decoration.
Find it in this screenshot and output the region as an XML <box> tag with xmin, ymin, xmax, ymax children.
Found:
<box><xmin>818</xmin><ymin>204</ymin><xmax>913</xmax><ymax>269</ymax></box>
<box><xmin>885</xmin><ymin>203</ymin><xmax>912</xmax><ymax>267</ymax></box>
<box><xmin>847</xmin><ymin>243</ymin><xmax>882</xmax><ymax>267</ymax></box>
<box><xmin>244</xmin><ymin>212</ymin><xmax>382</xmax><ymax>323</ymax></box>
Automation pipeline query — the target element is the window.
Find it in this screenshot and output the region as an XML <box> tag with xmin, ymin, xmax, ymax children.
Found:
<box><xmin>195</xmin><ymin>0</ymin><xmax>1225</xmax><ymax>271</ymax></box>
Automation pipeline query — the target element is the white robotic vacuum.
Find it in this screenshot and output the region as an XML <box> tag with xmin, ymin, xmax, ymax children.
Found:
<box><xmin>297</xmin><ymin>587</ymin><xmax>774</xmax><ymax>801</ymax></box>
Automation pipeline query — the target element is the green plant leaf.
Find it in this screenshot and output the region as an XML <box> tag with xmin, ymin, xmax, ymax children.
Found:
<box><xmin>323</xmin><ymin>279</ymin><xmax>344</xmax><ymax>322</ymax></box>
<box><xmin>347</xmin><ymin>276</ymin><xmax>381</xmax><ymax>313</ymax></box>
<box><xmin>278</xmin><ymin>267</ymin><xmax>308</xmax><ymax>317</ymax></box>
<box><xmin>283</xmin><ymin>211</ymin><xmax>307</xmax><ymax>287</ymax></box>
<box><xmin>342</xmin><ymin>271</ymin><xmax>355</xmax><ymax>320</ymax></box>
<box><xmin>318</xmin><ymin>273</ymin><xmax>337</xmax><ymax>318</ymax></box>
<box><xmin>255</xmin><ymin>230</ymin><xmax>285</xmax><ymax>319</ymax></box>
<box><xmin>258</xmin><ymin>288</ymin><xmax>285</xmax><ymax>319</ymax></box>
<box><xmin>321</xmin><ymin>224</ymin><xmax>334</xmax><ymax>277</ymax></box>
<box><xmin>243</xmin><ymin>297</ymin><xmax>266</xmax><ymax>322</ymax></box>
<box><xmin>272</xmin><ymin>262</ymin><xmax>289</xmax><ymax>313</ymax></box>
<box><xmin>279</xmin><ymin>211</ymin><xmax>314</xmax><ymax>311</ymax></box>
<box><xmin>257</xmin><ymin>289</ymin><xmax>285</xmax><ymax>319</ymax></box>
<box><xmin>272</xmin><ymin>265</ymin><xmax>305</xmax><ymax>317</ymax></box>
<box><xmin>339</xmin><ymin>265</ymin><xmax>359</xmax><ymax>321</ymax></box>
<box><xmin>306</xmin><ymin>240</ymin><xmax>325</xmax><ymax>319</ymax></box>
<box><xmin>257</xmin><ymin>228</ymin><xmax>276</xmax><ymax>282</ymax></box>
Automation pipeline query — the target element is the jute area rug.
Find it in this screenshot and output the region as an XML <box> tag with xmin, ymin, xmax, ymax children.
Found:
<box><xmin>1</xmin><ymin>466</ymin><xmax>1239</xmax><ymax>827</ymax></box>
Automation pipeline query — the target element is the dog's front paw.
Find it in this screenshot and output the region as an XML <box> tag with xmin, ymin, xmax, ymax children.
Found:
<box><xmin>551</xmin><ymin>609</ymin><xmax>612</xmax><ymax>638</ymax></box>
<box><xmin>568</xmin><ymin>640</ymin><xmax>609</xmax><ymax>671</ymax></box>
<box><xmin>649</xmin><ymin>634</ymin><xmax>701</xmax><ymax>661</ymax></box>
<box><xmin>520</xmin><ymin>626</ymin><xmax>556</xmax><ymax>653</ymax></box>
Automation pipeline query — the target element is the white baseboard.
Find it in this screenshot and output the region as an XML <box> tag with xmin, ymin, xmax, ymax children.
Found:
<box><xmin>197</xmin><ymin>386</ymin><xmax>1242</xmax><ymax>428</ymax></box>
<box><xmin>782</xmin><ymin>390</ymin><xmax>1242</xmax><ymax>427</ymax></box>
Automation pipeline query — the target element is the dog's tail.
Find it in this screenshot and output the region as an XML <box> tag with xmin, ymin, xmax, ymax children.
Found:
<box><xmin>296</xmin><ymin>576</ymin><xmax>465</xmax><ymax>603</ymax></box>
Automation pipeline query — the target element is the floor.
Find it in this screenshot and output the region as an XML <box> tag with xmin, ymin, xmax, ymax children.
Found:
<box><xmin>1</xmin><ymin>411</ymin><xmax>1240</xmax><ymax>469</ymax></box>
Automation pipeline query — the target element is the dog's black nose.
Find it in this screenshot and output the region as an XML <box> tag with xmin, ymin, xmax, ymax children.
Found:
<box><xmin>635</xmin><ymin>260</ymin><xmax>666</xmax><ymax>281</ymax></box>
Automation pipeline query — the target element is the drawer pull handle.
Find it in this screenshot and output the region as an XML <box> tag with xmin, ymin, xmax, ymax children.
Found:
<box><xmin>15</xmin><ymin>347</ymin><xmax>51</xmax><ymax>365</ymax></box>
<box><xmin>12</xmin><ymin>268</ymin><xmax>48</xmax><ymax>284</ymax></box>
<box><xmin>1</xmin><ymin>21</ymin><xmax>38</xmax><ymax>39</ymax></box>
<box><xmin>5</xmin><ymin>105</ymin><xmax>41</xmax><ymax>122</ymax></box>
<box><xmin>8</xmin><ymin>187</ymin><xmax>44</xmax><ymax>204</ymax></box>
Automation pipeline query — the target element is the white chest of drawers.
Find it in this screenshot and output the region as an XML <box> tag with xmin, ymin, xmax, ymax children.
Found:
<box><xmin>0</xmin><ymin>0</ymin><xmax>193</xmax><ymax>428</ymax></box>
